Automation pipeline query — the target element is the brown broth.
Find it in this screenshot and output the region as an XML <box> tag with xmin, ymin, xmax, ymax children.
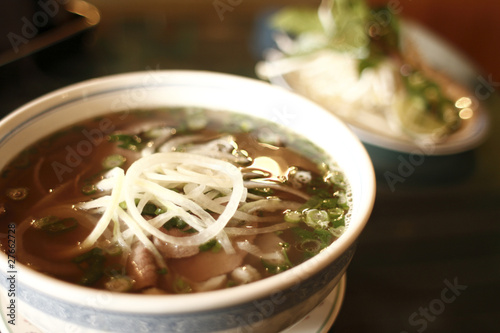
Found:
<box><xmin>0</xmin><ymin>108</ymin><xmax>349</xmax><ymax>293</ymax></box>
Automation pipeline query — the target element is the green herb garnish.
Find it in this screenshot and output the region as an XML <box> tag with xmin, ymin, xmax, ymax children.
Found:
<box><xmin>72</xmin><ymin>248</ymin><xmax>106</xmax><ymax>286</ymax></box>
<box><xmin>199</xmin><ymin>239</ymin><xmax>222</xmax><ymax>252</ymax></box>
<box><xmin>108</xmin><ymin>134</ymin><xmax>143</xmax><ymax>151</ymax></box>
<box><xmin>32</xmin><ymin>216</ymin><xmax>78</xmax><ymax>234</ymax></box>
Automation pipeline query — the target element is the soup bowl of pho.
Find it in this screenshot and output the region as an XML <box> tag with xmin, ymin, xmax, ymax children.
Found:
<box><xmin>0</xmin><ymin>71</ymin><xmax>375</xmax><ymax>333</ymax></box>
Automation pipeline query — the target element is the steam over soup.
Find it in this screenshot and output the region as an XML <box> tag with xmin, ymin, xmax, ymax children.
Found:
<box><xmin>0</xmin><ymin>108</ymin><xmax>350</xmax><ymax>294</ymax></box>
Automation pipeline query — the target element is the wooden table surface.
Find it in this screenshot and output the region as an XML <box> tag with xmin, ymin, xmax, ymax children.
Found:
<box><xmin>0</xmin><ymin>1</ymin><xmax>499</xmax><ymax>332</ymax></box>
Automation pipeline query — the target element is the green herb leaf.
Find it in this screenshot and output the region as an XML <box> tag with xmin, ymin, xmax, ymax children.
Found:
<box><xmin>163</xmin><ymin>216</ymin><xmax>188</xmax><ymax>230</ymax></box>
<box><xmin>199</xmin><ymin>239</ymin><xmax>221</xmax><ymax>252</ymax></box>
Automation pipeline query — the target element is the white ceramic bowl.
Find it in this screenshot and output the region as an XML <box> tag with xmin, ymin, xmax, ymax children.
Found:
<box><xmin>0</xmin><ymin>71</ymin><xmax>375</xmax><ymax>333</ymax></box>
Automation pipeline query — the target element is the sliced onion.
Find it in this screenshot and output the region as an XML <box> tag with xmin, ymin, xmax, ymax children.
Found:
<box><xmin>123</xmin><ymin>152</ymin><xmax>244</xmax><ymax>247</ymax></box>
<box><xmin>78</xmin><ymin>167</ymin><xmax>125</xmax><ymax>249</ymax></box>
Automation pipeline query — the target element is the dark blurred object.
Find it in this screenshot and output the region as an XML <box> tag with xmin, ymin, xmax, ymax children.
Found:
<box><xmin>0</xmin><ymin>0</ymin><xmax>100</xmax><ymax>66</ymax></box>
<box><xmin>0</xmin><ymin>0</ymin><xmax>100</xmax><ymax>119</ymax></box>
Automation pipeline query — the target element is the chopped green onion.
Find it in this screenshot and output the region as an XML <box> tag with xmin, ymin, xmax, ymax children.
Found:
<box><xmin>81</xmin><ymin>184</ymin><xmax>97</xmax><ymax>195</ymax></box>
<box><xmin>32</xmin><ymin>216</ymin><xmax>78</xmax><ymax>234</ymax></box>
<box><xmin>327</xmin><ymin>207</ymin><xmax>345</xmax><ymax>228</ymax></box>
<box><xmin>105</xmin><ymin>276</ymin><xmax>133</xmax><ymax>292</ymax></box>
<box><xmin>102</xmin><ymin>154</ymin><xmax>126</xmax><ymax>169</ymax></box>
<box><xmin>329</xmin><ymin>226</ymin><xmax>345</xmax><ymax>238</ymax></box>
<box><xmin>261</xmin><ymin>242</ymin><xmax>293</xmax><ymax>274</ymax></box>
<box><xmin>72</xmin><ymin>248</ymin><xmax>106</xmax><ymax>286</ymax></box>
<box><xmin>320</xmin><ymin>197</ymin><xmax>338</xmax><ymax>209</ymax></box>
<box><xmin>298</xmin><ymin>239</ymin><xmax>322</xmax><ymax>254</ymax></box>
<box><xmin>44</xmin><ymin>218</ymin><xmax>78</xmax><ymax>233</ymax></box>
<box><xmin>119</xmin><ymin>201</ymin><xmax>127</xmax><ymax>210</ymax></box>
<box><xmin>79</xmin><ymin>260</ymin><xmax>105</xmax><ymax>286</ymax></box>
<box><xmin>284</xmin><ymin>210</ymin><xmax>302</xmax><ymax>223</ymax></box>
<box><xmin>248</xmin><ymin>187</ymin><xmax>274</xmax><ymax>197</ymax></box>
<box><xmin>304</xmin><ymin>209</ymin><xmax>329</xmax><ymax>229</ymax></box>
<box><xmin>163</xmin><ymin>216</ymin><xmax>188</xmax><ymax>230</ymax></box>
<box><xmin>72</xmin><ymin>247</ymin><xmax>104</xmax><ymax>264</ymax></box>
<box><xmin>239</xmin><ymin>120</ymin><xmax>253</xmax><ymax>132</ymax></box>
<box><xmin>6</xmin><ymin>187</ymin><xmax>29</xmax><ymax>200</ymax></box>
<box><xmin>162</xmin><ymin>216</ymin><xmax>197</xmax><ymax>233</ymax></box>
<box><xmin>226</xmin><ymin>280</ymin><xmax>238</xmax><ymax>288</ymax></box>
<box><xmin>314</xmin><ymin>229</ymin><xmax>333</xmax><ymax>247</ymax></box>
<box><xmin>154</xmin><ymin>207</ymin><xmax>166</xmax><ymax>215</ymax></box>
<box><xmin>199</xmin><ymin>239</ymin><xmax>221</xmax><ymax>252</ymax></box>
<box><xmin>141</xmin><ymin>203</ymin><xmax>158</xmax><ymax>215</ymax></box>
<box><xmin>32</xmin><ymin>216</ymin><xmax>59</xmax><ymax>229</ymax></box>
<box><xmin>292</xmin><ymin>228</ymin><xmax>333</xmax><ymax>258</ymax></box>
<box><xmin>261</xmin><ymin>258</ymin><xmax>291</xmax><ymax>275</ymax></box>
<box><xmin>173</xmin><ymin>278</ymin><xmax>192</xmax><ymax>294</ymax></box>
<box><xmin>108</xmin><ymin>134</ymin><xmax>142</xmax><ymax>151</ymax></box>
<box><xmin>157</xmin><ymin>267</ymin><xmax>168</xmax><ymax>275</ymax></box>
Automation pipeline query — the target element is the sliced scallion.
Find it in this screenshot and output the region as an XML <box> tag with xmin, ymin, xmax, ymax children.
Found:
<box><xmin>173</xmin><ymin>278</ymin><xmax>192</xmax><ymax>294</ymax></box>
<box><xmin>298</xmin><ymin>239</ymin><xmax>322</xmax><ymax>254</ymax></box>
<box><xmin>261</xmin><ymin>258</ymin><xmax>291</xmax><ymax>274</ymax></box>
<box><xmin>72</xmin><ymin>247</ymin><xmax>104</xmax><ymax>264</ymax></box>
<box><xmin>284</xmin><ymin>210</ymin><xmax>302</xmax><ymax>223</ymax></box>
<box><xmin>72</xmin><ymin>248</ymin><xmax>106</xmax><ymax>286</ymax></box>
<box><xmin>199</xmin><ymin>239</ymin><xmax>221</xmax><ymax>252</ymax></box>
<box><xmin>248</xmin><ymin>187</ymin><xmax>274</xmax><ymax>197</ymax></box>
<box><xmin>81</xmin><ymin>184</ymin><xmax>97</xmax><ymax>195</ymax></box>
<box><xmin>304</xmin><ymin>209</ymin><xmax>329</xmax><ymax>229</ymax></box>
<box><xmin>108</xmin><ymin>134</ymin><xmax>142</xmax><ymax>151</ymax></box>
<box><xmin>163</xmin><ymin>216</ymin><xmax>188</xmax><ymax>230</ymax></box>
<box><xmin>32</xmin><ymin>216</ymin><xmax>78</xmax><ymax>234</ymax></box>
<box><xmin>141</xmin><ymin>203</ymin><xmax>158</xmax><ymax>215</ymax></box>
<box><xmin>102</xmin><ymin>154</ymin><xmax>126</xmax><ymax>169</ymax></box>
<box><xmin>154</xmin><ymin>207</ymin><xmax>166</xmax><ymax>215</ymax></box>
<box><xmin>6</xmin><ymin>187</ymin><xmax>29</xmax><ymax>201</ymax></box>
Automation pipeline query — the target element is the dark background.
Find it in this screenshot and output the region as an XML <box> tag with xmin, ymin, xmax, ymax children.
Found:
<box><xmin>0</xmin><ymin>1</ymin><xmax>499</xmax><ymax>332</ymax></box>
